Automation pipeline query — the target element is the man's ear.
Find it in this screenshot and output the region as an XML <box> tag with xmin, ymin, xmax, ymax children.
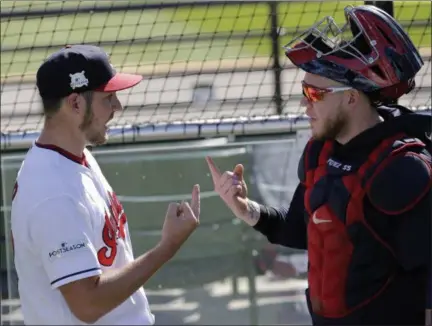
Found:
<box><xmin>65</xmin><ymin>93</ymin><xmax>80</xmax><ymax>113</ymax></box>
<box><xmin>346</xmin><ymin>89</ymin><xmax>360</xmax><ymax>108</ymax></box>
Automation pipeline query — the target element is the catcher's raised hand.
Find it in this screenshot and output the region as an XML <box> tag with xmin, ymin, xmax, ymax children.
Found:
<box><xmin>205</xmin><ymin>156</ymin><xmax>250</xmax><ymax>221</ymax></box>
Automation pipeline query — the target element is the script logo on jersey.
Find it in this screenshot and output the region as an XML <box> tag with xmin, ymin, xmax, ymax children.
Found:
<box><xmin>97</xmin><ymin>191</ymin><xmax>127</xmax><ymax>266</ymax></box>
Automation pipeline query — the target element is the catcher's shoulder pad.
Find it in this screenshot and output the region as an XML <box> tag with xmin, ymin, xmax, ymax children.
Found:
<box><xmin>367</xmin><ymin>145</ymin><xmax>431</xmax><ymax>215</ymax></box>
<box><xmin>297</xmin><ymin>138</ymin><xmax>327</xmax><ymax>184</ymax></box>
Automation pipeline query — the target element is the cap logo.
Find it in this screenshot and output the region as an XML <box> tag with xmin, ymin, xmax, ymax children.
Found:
<box><xmin>69</xmin><ymin>71</ymin><xmax>89</xmax><ymax>89</ymax></box>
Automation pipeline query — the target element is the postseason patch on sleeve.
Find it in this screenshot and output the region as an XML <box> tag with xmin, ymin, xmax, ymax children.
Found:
<box><xmin>43</xmin><ymin>236</ymin><xmax>102</xmax><ymax>289</ymax></box>
<box><xmin>47</xmin><ymin>239</ymin><xmax>90</xmax><ymax>262</ymax></box>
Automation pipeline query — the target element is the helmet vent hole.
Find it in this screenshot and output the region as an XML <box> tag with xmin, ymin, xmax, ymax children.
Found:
<box><xmin>377</xmin><ymin>26</ymin><xmax>395</xmax><ymax>47</ymax></box>
<box><xmin>370</xmin><ymin>65</ymin><xmax>386</xmax><ymax>80</ymax></box>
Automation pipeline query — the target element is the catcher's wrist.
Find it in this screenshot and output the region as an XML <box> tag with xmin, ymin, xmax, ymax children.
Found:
<box><xmin>240</xmin><ymin>199</ymin><xmax>260</xmax><ymax>226</ymax></box>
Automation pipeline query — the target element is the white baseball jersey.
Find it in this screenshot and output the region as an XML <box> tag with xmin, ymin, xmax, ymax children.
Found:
<box><xmin>11</xmin><ymin>143</ymin><xmax>155</xmax><ymax>325</ymax></box>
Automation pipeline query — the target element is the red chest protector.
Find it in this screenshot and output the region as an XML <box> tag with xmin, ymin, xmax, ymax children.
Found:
<box><xmin>302</xmin><ymin>133</ymin><xmax>426</xmax><ymax>318</ymax></box>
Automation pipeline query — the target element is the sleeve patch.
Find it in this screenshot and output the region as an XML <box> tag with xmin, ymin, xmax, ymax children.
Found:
<box><xmin>367</xmin><ymin>152</ymin><xmax>431</xmax><ymax>215</ymax></box>
<box><xmin>47</xmin><ymin>239</ymin><xmax>89</xmax><ymax>262</ymax></box>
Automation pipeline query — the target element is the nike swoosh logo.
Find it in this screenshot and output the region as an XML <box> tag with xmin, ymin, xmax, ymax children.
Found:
<box><xmin>312</xmin><ymin>212</ymin><xmax>332</xmax><ymax>224</ymax></box>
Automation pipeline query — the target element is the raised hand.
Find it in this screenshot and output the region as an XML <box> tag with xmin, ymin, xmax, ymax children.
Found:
<box><xmin>206</xmin><ymin>156</ymin><xmax>258</xmax><ymax>224</ymax></box>
<box><xmin>161</xmin><ymin>184</ymin><xmax>200</xmax><ymax>252</ymax></box>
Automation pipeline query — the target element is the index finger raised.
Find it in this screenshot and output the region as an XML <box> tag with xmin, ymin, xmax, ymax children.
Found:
<box><xmin>205</xmin><ymin>156</ymin><xmax>221</xmax><ymax>184</ymax></box>
<box><xmin>191</xmin><ymin>184</ymin><xmax>200</xmax><ymax>219</ymax></box>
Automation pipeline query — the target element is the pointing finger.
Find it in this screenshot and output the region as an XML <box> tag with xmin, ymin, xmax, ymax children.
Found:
<box><xmin>206</xmin><ymin>156</ymin><xmax>221</xmax><ymax>185</ymax></box>
<box><xmin>191</xmin><ymin>184</ymin><xmax>200</xmax><ymax>219</ymax></box>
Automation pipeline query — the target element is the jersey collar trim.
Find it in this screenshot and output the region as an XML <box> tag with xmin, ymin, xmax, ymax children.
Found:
<box><xmin>34</xmin><ymin>142</ymin><xmax>89</xmax><ymax>167</ymax></box>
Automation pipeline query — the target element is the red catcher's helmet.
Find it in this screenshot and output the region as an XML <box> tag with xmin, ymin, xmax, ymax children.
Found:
<box><xmin>283</xmin><ymin>5</ymin><xmax>424</xmax><ymax>104</ymax></box>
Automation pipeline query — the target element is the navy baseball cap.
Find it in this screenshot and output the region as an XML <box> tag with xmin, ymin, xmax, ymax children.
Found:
<box><xmin>36</xmin><ymin>44</ymin><xmax>143</xmax><ymax>99</ymax></box>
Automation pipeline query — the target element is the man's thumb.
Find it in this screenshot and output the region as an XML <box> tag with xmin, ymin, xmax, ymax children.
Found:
<box><xmin>233</xmin><ymin>164</ymin><xmax>244</xmax><ymax>179</ymax></box>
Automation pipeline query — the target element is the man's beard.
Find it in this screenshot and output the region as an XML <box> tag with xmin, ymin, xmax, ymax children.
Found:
<box><xmin>86</xmin><ymin>127</ymin><xmax>108</xmax><ymax>146</ymax></box>
<box><xmin>313</xmin><ymin>107</ymin><xmax>347</xmax><ymax>141</ymax></box>
<box><xmin>80</xmin><ymin>105</ymin><xmax>108</xmax><ymax>146</ymax></box>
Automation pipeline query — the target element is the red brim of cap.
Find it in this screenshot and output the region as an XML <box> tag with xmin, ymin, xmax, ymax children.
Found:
<box><xmin>95</xmin><ymin>72</ymin><xmax>143</xmax><ymax>92</ymax></box>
